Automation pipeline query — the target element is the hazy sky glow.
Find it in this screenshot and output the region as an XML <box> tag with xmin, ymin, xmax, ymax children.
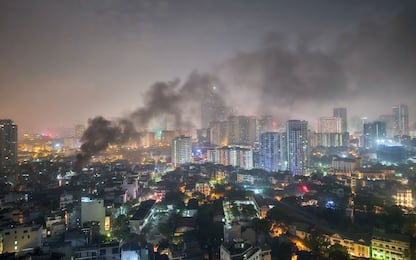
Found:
<box><xmin>0</xmin><ymin>0</ymin><xmax>415</xmax><ymax>135</ymax></box>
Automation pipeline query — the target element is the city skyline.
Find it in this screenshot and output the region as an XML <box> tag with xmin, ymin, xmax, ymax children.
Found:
<box><xmin>1</xmin><ymin>1</ymin><xmax>416</xmax><ymax>135</ymax></box>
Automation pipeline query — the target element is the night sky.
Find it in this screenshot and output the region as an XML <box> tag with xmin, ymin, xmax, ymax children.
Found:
<box><xmin>1</xmin><ymin>0</ymin><xmax>415</xmax><ymax>135</ymax></box>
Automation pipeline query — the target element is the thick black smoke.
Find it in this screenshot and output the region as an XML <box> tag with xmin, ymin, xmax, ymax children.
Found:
<box><xmin>76</xmin><ymin>72</ymin><xmax>224</xmax><ymax>168</ymax></box>
<box><xmin>131</xmin><ymin>72</ymin><xmax>225</xmax><ymax>130</ymax></box>
<box><xmin>75</xmin><ymin>116</ymin><xmax>137</xmax><ymax>169</ymax></box>
<box><xmin>218</xmin><ymin>7</ymin><xmax>416</xmax><ymax>117</ymax></box>
<box><xmin>76</xmin><ymin>6</ymin><xmax>416</xmax><ymax>167</ymax></box>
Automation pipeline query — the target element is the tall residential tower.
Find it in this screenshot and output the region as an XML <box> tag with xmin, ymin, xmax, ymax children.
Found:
<box><xmin>260</xmin><ymin>132</ymin><xmax>281</xmax><ymax>172</ymax></box>
<box><xmin>172</xmin><ymin>136</ymin><xmax>192</xmax><ymax>167</ymax></box>
<box><xmin>0</xmin><ymin>119</ymin><xmax>18</xmax><ymax>171</ymax></box>
<box><xmin>392</xmin><ymin>104</ymin><xmax>409</xmax><ymax>136</ymax></box>
<box><xmin>333</xmin><ymin>107</ymin><xmax>348</xmax><ymax>133</ymax></box>
<box><xmin>286</xmin><ymin>120</ymin><xmax>308</xmax><ymax>175</ymax></box>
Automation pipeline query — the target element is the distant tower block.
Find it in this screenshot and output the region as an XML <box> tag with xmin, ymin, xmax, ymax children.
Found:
<box><xmin>333</xmin><ymin>107</ymin><xmax>348</xmax><ymax>133</ymax></box>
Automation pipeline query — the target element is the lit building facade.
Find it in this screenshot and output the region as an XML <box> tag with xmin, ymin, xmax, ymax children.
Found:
<box><xmin>394</xmin><ymin>189</ymin><xmax>413</xmax><ymax>209</ymax></box>
<box><xmin>371</xmin><ymin>236</ymin><xmax>410</xmax><ymax>260</ymax></box>
<box><xmin>209</xmin><ymin>121</ymin><xmax>228</xmax><ymax>146</ymax></box>
<box><xmin>333</xmin><ymin>107</ymin><xmax>348</xmax><ymax>133</ymax></box>
<box><xmin>172</xmin><ymin>136</ymin><xmax>192</xmax><ymax>167</ymax></box>
<box><xmin>74</xmin><ymin>124</ymin><xmax>85</xmax><ymax>140</ymax></box>
<box><xmin>286</xmin><ymin>120</ymin><xmax>308</xmax><ymax>175</ymax></box>
<box><xmin>363</xmin><ymin>121</ymin><xmax>386</xmax><ymax>149</ymax></box>
<box><xmin>81</xmin><ymin>197</ymin><xmax>106</xmax><ymax>233</ymax></box>
<box><xmin>0</xmin><ymin>224</ymin><xmax>42</xmax><ymax>254</ymax></box>
<box><xmin>0</xmin><ymin>119</ymin><xmax>18</xmax><ymax>170</ymax></box>
<box><xmin>228</xmin><ymin>116</ymin><xmax>257</xmax><ymax>146</ymax></box>
<box><xmin>318</xmin><ymin>117</ymin><xmax>342</xmax><ymax>133</ymax></box>
<box><xmin>259</xmin><ymin>132</ymin><xmax>281</xmax><ymax>172</ymax></box>
<box><xmin>217</xmin><ymin>146</ymin><xmax>253</xmax><ymax>170</ymax></box>
<box><xmin>393</xmin><ymin>104</ymin><xmax>409</xmax><ymax>136</ymax></box>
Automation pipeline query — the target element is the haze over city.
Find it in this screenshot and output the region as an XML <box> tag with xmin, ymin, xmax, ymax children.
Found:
<box><xmin>1</xmin><ymin>0</ymin><xmax>416</xmax><ymax>135</ymax></box>
<box><xmin>3</xmin><ymin>1</ymin><xmax>416</xmax><ymax>259</ymax></box>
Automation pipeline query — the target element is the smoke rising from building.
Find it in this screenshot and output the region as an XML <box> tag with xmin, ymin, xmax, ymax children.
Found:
<box><xmin>131</xmin><ymin>71</ymin><xmax>226</xmax><ymax>130</ymax></box>
<box><xmin>75</xmin><ymin>116</ymin><xmax>136</xmax><ymax>168</ymax></box>
<box><xmin>75</xmin><ymin>7</ymin><xmax>416</xmax><ymax>168</ymax></box>
<box><xmin>76</xmin><ymin>72</ymin><xmax>225</xmax><ymax>168</ymax></box>
<box><xmin>218</xmin><ymin>8</ymin><xmax>416</xmax><ymax>117</ymax></box>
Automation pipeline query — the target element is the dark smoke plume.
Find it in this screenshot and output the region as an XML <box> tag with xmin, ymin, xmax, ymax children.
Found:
<box><xmin>76</xmin><ymin>72</ymin><xmax>224</xmax><ymax>168</ymax></box>
<box><xmin>131</xmin><ymin>71</ymin><xmax>225</xmax><ymax>130</ymax></box>
<box><xmin>75</xmin><ymin>116</ymin><xmax>137</xmax><ymax>169</ymax></box>
<box><xmin>218</xmin><ymin>7</ymin><xmax>416</xmax><ymax>117</ymax></box>
<box><xmin>76</xmin><ymin>6</ymin><xmax>416</xmax><ymax>168</ymax></box>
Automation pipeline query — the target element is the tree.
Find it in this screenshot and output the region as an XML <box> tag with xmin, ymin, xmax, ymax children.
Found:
<box><xmin>241</xmin><ymin>204</ymin><xmax>258</xmax><ymax>219</ymax></box>
<box><xmin>230</xmin><ymin>203</ymin><xmax>241</xmax><ymax>218</ymax></box>
<box><xmin>163</xmin><ymin>191</ymin><xmax>185</xmax><ymax>209</ymax></box>
<box><xmin>252</xmin><ymin>218</ymin><xmax>272</xmax><ymax>234</ymax></box>
<box><xmin>328</xmin><ymin>243</ymin><xmax>350</xmax><ymax>260</ymax></box>
<box><xmin>158</xmin><ymin>212</ymin><xmax>179</xmax><ymax>238</ymax></box>
<box><xmin>192</xmin><ymin>191</ymin><xmax>206</xmax><ymax>200</ymax></box>
<box><xmin>304</xmin><ymin>230</ymin><xmax>330</xmax><ymax>256</ymax></box>
<box><xmin>112</xmin><ymin>215</ymin><xmax>130</xmax><ymax>241</ymax></box>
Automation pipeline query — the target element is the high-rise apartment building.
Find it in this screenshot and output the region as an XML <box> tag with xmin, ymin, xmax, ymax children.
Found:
<box><xmin>209</xmin><ymin>121</ymin><xmax>228</xmax><ymax>146</ymax></box>
<box><xmin>392</xmin><ymin>104</ymin><xmax>409</xmax><ymax>136</ymax></box>
<box><xmin>74</xmin><ymin>124</ymin><xmax>85</xmax><ymax>140</ymax></box>
<box><xmin>315</xmin><ymin>117</ymin><xmax>348</xmax><ymax>147</ymax></box>
<box><xmin>286</xmin><ymin>120</ymin><xmax>308</xmax><ymax>175</ymax></box>
<box><xmin>228</xmin><ymin>116</ymin><xmax>256</xmax><ymax>145</ymax></box>
<box><xmin>379</xmin><ymin>114</ymin><xmax>395</xmax><ymax>138</ymax></box>
<box><xmin>318</xmin><ymin>117</ymin><xmax>342</xmax><ymax>133</ymax></box>
<box><xmin>254</xmin><ymin>115</ymin><xmax>273</xmax><ymax>144</ymax></box>
<box><xmin>0</xmin><ymin>119</ymin><xmax>18</xmax><ymax>171</ymax></box>
<box><xmin>363</xmin><ymin>121</ymin><xmax>386</xmax><ymax>149</ymax></box>
<box><xmin>280</xmin><ymin>133</ymin><xmax>288</xmax><ymax>171</ymax></box>
<box><xmin>333</xmin><ymin>107</ymin><xmax>348</xmax><ymax>133</ymax></box>
<box><xmin>201</xmin><ymin>85</ymin><xmax>229</xmax><ymax>128</ymax></box>
<box><xmin>216</xmin><ymin>145</ymin><xmax>253</xmax><ymax>170</ymax></box>
<box><xmin>259</xmin><ymin>132</ymin><xmax>281</xmax><ymax>172</ymax></box>
<box><xmin>172</xmin><ymin>136</ymin><xmax>192</xmax><ymax>167</ymax></box>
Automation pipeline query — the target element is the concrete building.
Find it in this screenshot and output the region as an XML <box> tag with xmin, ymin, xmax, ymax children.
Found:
<box><xmin>0</xmin><ymin>119</ymin><xmax>18</xmax><ymax>171</ymax></box>
<box><xmin>0</xmin><ymin>224</ymin><xmax>42</xmax><ymax>254</ymax></box>
<box><xmin>129</xmin><ymin>200</ymin><xmax>156</xmax><ymax>235</ymax></box>
<box><xmin>393</xmin><ymin>104</ymin><xmax>409</xmax><ymax>136</ymax></box>
<box><xmin>331</xmin><ymin>156</ymin><xmax>361</xmax><ymax>176</ymax></box>
<box><xmin>217</xmin><ymin>146</ymin><xmax>253</xmax><ymax>170</ymax></box>
<box><xmin>286</xmin><ymin>120</ymin><xmax>308</xmax><ymax>175</ymax></box>
<box><xmin>259</xmin><ymin>132</ymin><xmax>281</xmax><ymax>172</ymax></box>
<box><xmin>318</xmin><ymin>117</ymin><xmax>342</xmax><ymax>133</ymax></box>
<box><xmin>333</xmin><ymin>107</ymin><xmax>348</xmax><ymax>133</ymax></box>
<box><xmin>81</xmin><ymin>197</ymin><xmax>106</xmax><ymax>233</ymax></box>
<box><xmin>363</xmin><ymin>121</ymin><xmax>387</xmax><ymax>149</ymax></box>
<box><xmin>393</xmin><ymin>188</ymin><xmax>413</xmax><ymax>209</ymax></box>
<box><xmin>220</xmin><ymin>240</ymin><xmax>271</xmax><ymax>260</ymax></box>
<box><xmin>371</xmin><ymin>235</ymin><xmax>410</xmax><ymax>260</ymax></box>
<box><xmin>172</xmin><ymin>136</ymin><xmax>192</xmax><ymax>167</ymax></box>
<box><xmin>209</xmin><ymin>121</ymin><xmax>228</xmax><ymax>146</ymax></box>
<box><xmin>228</xmin><ymin>116</ymin><xmax>256</xmax><ymax>146</ymax></box>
